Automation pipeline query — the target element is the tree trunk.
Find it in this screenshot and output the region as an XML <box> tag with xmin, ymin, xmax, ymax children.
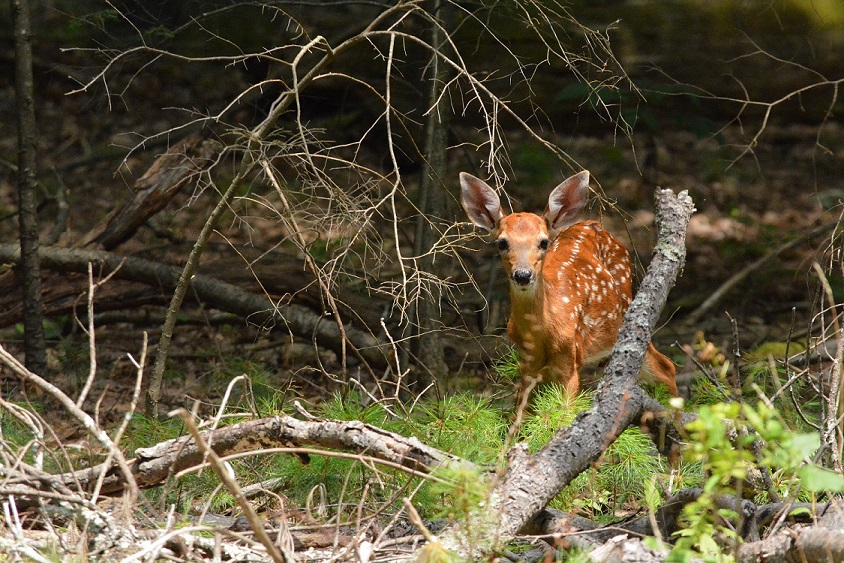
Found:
<box><xmin>12</xmin><ymin>0</ymin><xmax>47</xmax><ymax>375</ymax></box>
<box><xmin>410</xmin><ymin>0</ymin><xmax>453</xmax><ymax>389</ymax></box>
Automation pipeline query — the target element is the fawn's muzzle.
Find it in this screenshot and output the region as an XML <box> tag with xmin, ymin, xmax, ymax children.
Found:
<box><xmin>512</xmin><ymin>268</ymin><xmax>534</xmax><ymax>286</ymax></box>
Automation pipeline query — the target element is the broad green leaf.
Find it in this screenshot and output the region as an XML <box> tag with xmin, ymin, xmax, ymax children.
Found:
<box><xmin>799</xmin><ymin>465</ymin><xmax>844</xmax><ymax>492</ymax></box>
<box><xmin>786</xmin><ymin>433</ymin><xmax>821</xmax><ymax>460</ymax></box>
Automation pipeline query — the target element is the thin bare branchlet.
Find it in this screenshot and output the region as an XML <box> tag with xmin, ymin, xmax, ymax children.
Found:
<box><xmin>647</xmin><ymin>38</ymin><xmax>843</xmax><ymax>169</ymax></box>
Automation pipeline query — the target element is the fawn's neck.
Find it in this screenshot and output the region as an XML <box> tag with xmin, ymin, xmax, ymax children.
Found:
<box><xmin>508</xmin><ymin>277</ymin><xmax>548</xmax><ymax>334</ymax></box>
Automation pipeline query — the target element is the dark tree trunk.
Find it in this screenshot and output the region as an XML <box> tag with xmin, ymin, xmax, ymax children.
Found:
<box><xmin>410</xmin><ymin>0</ymin><xmax>453</xmax><ymax>388</ymax></box>
<box><xmin>12</xmin><ymin>0</ymin><xmax>46</xmax><ymax>375</ymax></box>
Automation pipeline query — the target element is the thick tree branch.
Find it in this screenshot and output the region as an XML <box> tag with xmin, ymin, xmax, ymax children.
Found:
<box><xmin>47</xmin><ymin>412</ymin><xmax>474</xmax><ymax>495</ymax></box>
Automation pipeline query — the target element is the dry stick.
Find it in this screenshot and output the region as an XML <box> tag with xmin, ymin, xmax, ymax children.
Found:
<box><xmin>171</xmin><ymin>408</ymin><xmax>290</xmax><ymax>563</ymax></box>
<box><xmin>147</xmin><ymin>172</ymin><xmax>243</xmax><ymax>417</ymax></box>
<box><xmin>120</xmin><ymin>524</ymin><xmax>265</xmax><ymax>563</ymax></box>
<box><xmin>175</xmin><ymin>447</ymin><xmax>454</xmax><ymax>486</ymax></box>
<box><xmin>64</xmin><ymin>409</ymin><xmax>472</xmax><ymax>495</ymax></box>
<box><xmin>75</xmin><ymin>260</ymin><xmax>124</xmax><ymax>408</ymax></box>
<box><xmin>0</xmin><ymin>343</ymin><xmax>140</xmax><ymax>504</ymax></box>
<box><xmin>812</xmin><ymin>261</ymin><xmax>844</xmax><ymax>471</ymax></box>
<box><xmin>687</xmin><ymin>220</ymin><xmax>838</xmax><ymax>324</ymax></box>
<box><xmin>0</xmin><ymin>398</ymin><xmax>43</xmax><ymax>470</ymax></box>
<box><xmin>91</xmin><ymin>332</ymin><xmax>148</xmax><ymax>504</ymax></box>
<box><xmin>76</xmin><ymin>263</ymin><xmax>97</xmax><ymax>407</ymax></box>
<box><xmin>2</xmin><ymin>499</ymin><xmax>52</xmax><ymax>563</ymax></box>
<box><xmin>402</xmin><ymin>498</ymin><xmax>438</xmax><ymax>545</ymax></box>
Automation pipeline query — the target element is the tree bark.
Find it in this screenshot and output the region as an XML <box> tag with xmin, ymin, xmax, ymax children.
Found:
<box><xmin>42</xmin><ymin>413</ymin><xmax>473</xmax><ymax>495</ymax></box>
<box><xmin>410</xmin><ymin>0</ymin><xmax>453</xmax><ymax>388</ymax></box>
<box><xmin>12</xmin><ymin>0</ymin><xmax>46</xmax><ymax>374</ymax></box>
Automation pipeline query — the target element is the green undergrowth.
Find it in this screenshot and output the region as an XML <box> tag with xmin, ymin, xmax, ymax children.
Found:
<box><xmin>116</xmin><ymin>376</ymin><xmax>695</xmax><ymax>523</ymax></box>
<box><xmin>520</xmin><ymin>384</ymin><xmax>695</xmax><ymax>517</ymax></box>
<box><xmin>5</xmin><ymin>342</ymin><xmax>836</xmax><ymax>560</ymax></box>
<box><xmin>664</xmin><ymin>400</ymin><xmax>844</xmax><ymax>563</ymax></box>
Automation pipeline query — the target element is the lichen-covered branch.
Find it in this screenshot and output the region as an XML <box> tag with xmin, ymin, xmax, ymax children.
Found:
<box><xmin>56</xmin><ymin>412</ymin><xmax>474</xmax><ymax>495</ymax></box>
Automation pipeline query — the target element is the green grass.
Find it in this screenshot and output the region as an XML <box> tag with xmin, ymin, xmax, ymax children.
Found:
<box><xmin>518</xmin><ymin>384</ymin><xmax>696</xmax><ymax>516</ymax></box>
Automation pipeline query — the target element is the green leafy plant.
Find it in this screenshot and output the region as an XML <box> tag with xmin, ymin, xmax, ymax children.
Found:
<box><xmin>670</xmin><ymin>403</ymin><xmax>746</xmax><ymax>562</ymax></box>
<box><xmin>669</xmin><ymin>400</ymin><xmax>844</xmax><ymax>562</ymax></box>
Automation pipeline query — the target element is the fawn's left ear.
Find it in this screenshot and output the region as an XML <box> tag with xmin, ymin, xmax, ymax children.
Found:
<box><xmin>545</xmin><ymin>171</ymin><xmax>589</xmax><ymax>230</ymax></box>
<box><xmin>460</xmin><ymin>172</ymin><xmax>504</xmax><ymax>232</ymax></box>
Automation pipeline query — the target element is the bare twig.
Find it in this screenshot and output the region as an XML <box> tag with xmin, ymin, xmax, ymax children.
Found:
<box><xmin>172</xmin><ymin>408</ymin><xmax>290</xmax><ymax>563</ymax></box>
<box><xmin>812</xmin><ymin>261</ymin><xmax>844</xmax><ymax>470</ymax></box>
<box><xmin>0</xmin><ymin>344</ymin><xmax>140</xmax><ymax>503</ymax></box>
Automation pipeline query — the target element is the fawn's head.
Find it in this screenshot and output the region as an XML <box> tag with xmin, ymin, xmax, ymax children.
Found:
<box><xmin>460</xmin><ymin>171</ymin><xmax>590</xmax><ymax>293</ymax></box>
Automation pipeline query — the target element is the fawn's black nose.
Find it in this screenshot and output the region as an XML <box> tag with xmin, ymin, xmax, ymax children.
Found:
<box><xmin>512</xmin><ymin>268</ymin><xmax>533</xmax><ymax>286</ymax></box>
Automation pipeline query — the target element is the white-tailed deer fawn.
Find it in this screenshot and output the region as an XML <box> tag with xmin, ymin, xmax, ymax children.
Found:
<box><xmin>461</xmin><ymin>170</ymin><xmax>678</xmax><ymax>397</ymax></box>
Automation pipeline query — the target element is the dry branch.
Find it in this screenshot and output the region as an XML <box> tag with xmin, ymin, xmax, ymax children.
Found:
<box><xmin>0</xmin><ymin>342</ymin><xmax>140</xmax><ymax>505</ymax></box>
<box><xmin>57</xmin><ymin>411</ymin><xmax>474</xmax><ymax>495</ymax></box>
<box><xmin>0</xmin><ymin>243</ymin><xmax>390</xmax><ymax>369</ymax></box>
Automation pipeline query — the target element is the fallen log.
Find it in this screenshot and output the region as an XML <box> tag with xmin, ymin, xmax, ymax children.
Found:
<box><xmin>56</xmin><ymin>410</ymin><xmax>474</xmax><ymax>495</ymax></box>
<box><xmin>0</xmin><ymin>243</ymin><xmax>390</xmax><ymax>368</ymax></box>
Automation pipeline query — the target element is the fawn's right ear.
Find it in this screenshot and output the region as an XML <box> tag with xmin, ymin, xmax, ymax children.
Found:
<box><xmin>460</xmin><ymin>173</ymin><xmax>503</xmax><ymax>232</ymax></box>
<box><xmin>545</xmin><ymin>170</ymin><xmax>590</xmax><ymax>231</ymax></box>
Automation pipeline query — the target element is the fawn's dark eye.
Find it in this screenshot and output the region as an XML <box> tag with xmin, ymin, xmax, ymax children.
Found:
<box><xmin>496</xmin><ymin>238</ymin><xmax>509</xmax><ymax>252</ymax></box>
<box><xmin>539</xmin><ymin>238</ymin><xmax>550</xmax><ymax>251</ymax></box>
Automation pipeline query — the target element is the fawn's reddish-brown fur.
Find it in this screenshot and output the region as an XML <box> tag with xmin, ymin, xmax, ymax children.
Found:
<box><xmin>461</xmin><ymin>170</ymin><xmax>677</xmax><ymax>397</ymax></box>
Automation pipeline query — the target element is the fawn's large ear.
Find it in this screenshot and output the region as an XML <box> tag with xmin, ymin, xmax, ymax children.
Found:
<box><xmin>545</xmin><ymin>171</ymin><xmax>589</xmax><ymax>230</ymax></box>
<box><xmin>460</xmin><ymin>172</ymin><xmax>503</xmax><ymax>232</ymax></box>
